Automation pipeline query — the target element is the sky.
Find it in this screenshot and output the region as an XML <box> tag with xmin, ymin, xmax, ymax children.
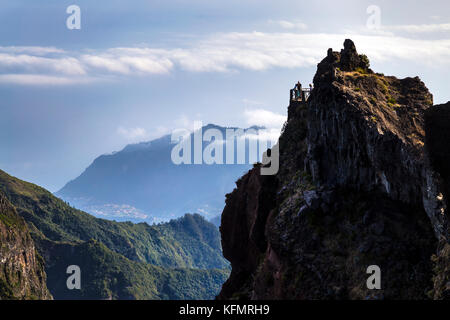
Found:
<box><xmin>1</xmin><ymin>0</ymin><xmax>450</xmax><ymax>192</ymax></box>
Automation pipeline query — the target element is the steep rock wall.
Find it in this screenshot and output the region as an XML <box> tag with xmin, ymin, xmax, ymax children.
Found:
<box><xmin>218</xmin><ymin>40</ymin><xmax>449</xmax><ymax>300</ymax></box>
<box><xmin>0</xmin><ymin>193</ymin><xmax>52</xmax><ymax>299</ymax></box>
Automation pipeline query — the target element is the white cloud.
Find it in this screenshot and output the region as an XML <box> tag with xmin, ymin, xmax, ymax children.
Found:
<box><xmin>241</xmin><ymin>127</ymin><xmax>281</xmax><ymax>146</ymax></box>
<box><xmin>120</xmin><ymin>55</ymin><xmax>173</xmax><ymax>74</ymax></box>
<box><xmin>269</xmin><ymin>19</ymin><xmax>308</xmax><ymax>30</ymax></box>
<box><xmin>242</xmin><ymin>98</ymin><xmax>265</xmax><ymax>107</ymax></box>
<box><xmin>0</xmin><ymin>53</ymin><xmax>86</xmax><ymax>75</ymax></box>
<box><xmin>388</xmin><ymin>23</ymin><xmax>450</xmax><ymax>33</ymax></box>
<box><xmin>0</xmin><ymin>46</ymin><xmax>65</xmax><ymax>55</ymax></box>
<box><xmin>0</xmin><ymin>74</ymin><xmax>94</xmax><ymax>86</ymax></box>
<box><xmin>82</xmin><ymin>55</ymin><xmax>131</xmax><ymax>74</ymax></box>
<box><xmin>242</xmin><ymin>108</ymin><xmax>287</xmax><ymax>146</ymax></box>
<box><xmin>117</xmin><ymin>126</ymin><xmax>149</xmax><ymax>142</ymax></box>
<box><xmin>152</xmin><ymin>126</ymin><xmax>170</xmax><ymax>137</ymax></box>
<box><xmin>1</xmin><ymin>30</ymin><xmax>450</xmax><ymax>85</ymax></box>
<box><xmin>244</xmin><ymin>108</ymin><xmax>286</xmax><ymax>129</ymax></box>
<box><xmin>174</xmin><ymin>115</ymin><xmax>194</xmax><ymax>128</ymax></box>
<box><xmin>88</xmin><ymin>203</ymin><xmax>148</xmax><ymax>220</ymax></box>
<box><xmin>82</xmin><ymin>48</ymin><xmax>174</xmax><ymax>75</ymax></box>
<box><xmin>356</xmin><ymin>22</ymin><xmax>450</xmax><ymax>35</ymax></box>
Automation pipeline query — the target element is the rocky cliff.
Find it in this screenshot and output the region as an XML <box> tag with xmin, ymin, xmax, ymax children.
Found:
<box><xmin>0</xmin><ymin>192</ymin><xmax>52</xmax><ymax>299</ymax></box>
<box><xmin>218</xmin><ymin>40</ymin><xmax>450</xmax><ymax>300</ymax></box>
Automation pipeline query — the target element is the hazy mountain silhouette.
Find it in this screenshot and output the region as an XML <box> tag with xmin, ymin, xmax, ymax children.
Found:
<box><xmin>56</xmin><ymin>124</ymin><xmax>269</xmax><ymax>223</ymax></box>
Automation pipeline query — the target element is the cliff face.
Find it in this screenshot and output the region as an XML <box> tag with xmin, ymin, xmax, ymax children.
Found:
<box><xmin>218</xmin><ymin>40</ymin><xmax>450</xmax><ymax>300</ymax></box>
<box><xmin>424</xmin><ymin>101</ymin><xmax>450</xmax><ymax>299</ymax></box>
<box><xmin>219</xmin><ymin>167</ymin><xmax>277</xmax><ymax>299</ymax></box>
<box><xmin>425</xmin><ymin>102</ymin><xmax>450</xmax><ymax>236</ymax></box>
<box><xmin>0</xmin><ymin>193</ymin><xmax>51</xmax><ymax>300</ymax></box>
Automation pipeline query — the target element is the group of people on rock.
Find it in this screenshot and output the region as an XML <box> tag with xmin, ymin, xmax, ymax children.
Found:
<box><xmin>292</xmin><ymin>81</ymin><xmax>313</xmax><ymax>101</ymax></box>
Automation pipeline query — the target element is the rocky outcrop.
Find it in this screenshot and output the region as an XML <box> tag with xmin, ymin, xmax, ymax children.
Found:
<box><xmin>425</xmin><ymin>102</ymin><xmax>450</xmax><ymax>299</ymax></box>
<box><xmin>0</xmin><ymin>193</ymin><xmax>52</xmax><ymax>300</ymax></box>
<box><xmin>218</xmin><ymin>166</ymin><xmax>277</xmax><ymax>299</ymax></box>
<box><xmin>218</xmin><ymin>40</ymin><xmax>450</xmax><ymax>300</ymax></box>
<box><xmin>425</xmin><ymin>102</ymin><xmax>450</xmax><ymax>238</ymax></box>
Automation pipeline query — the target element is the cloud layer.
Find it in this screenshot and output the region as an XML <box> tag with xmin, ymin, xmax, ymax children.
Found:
<box><xmin>1</xmin><ymin>27</ymin><xmax>450</xmax><ymax>85</ymax></box>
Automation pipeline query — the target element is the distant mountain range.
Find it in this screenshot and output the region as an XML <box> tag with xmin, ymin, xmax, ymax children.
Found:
<box><xmin>56</xmin><ymin>124</ymin><xmax>269</xmax><ymax>223</ymax></box>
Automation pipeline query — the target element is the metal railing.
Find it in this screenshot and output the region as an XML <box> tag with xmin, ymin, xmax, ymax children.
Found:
<box><xmin>290</xmin><ymin>88</ymin><xmax>311</xmax><ymax>102</ymax></box>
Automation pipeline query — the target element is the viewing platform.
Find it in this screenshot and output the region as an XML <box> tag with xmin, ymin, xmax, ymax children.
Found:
<box><xmin>290</xmin><ymin>87</ymin><xmax>311</xmax><ymax>103</ymax></box>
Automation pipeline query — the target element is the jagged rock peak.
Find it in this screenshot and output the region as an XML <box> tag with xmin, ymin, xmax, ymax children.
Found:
<box><xmin>315</xmin><ymin>39</ymin><xmax>372</xmax><ymax>85</ymax></box>
<box><xmin>340</xmin><ymin>39</ymin><xmax>361</xmax><ymax>71</ymax></box>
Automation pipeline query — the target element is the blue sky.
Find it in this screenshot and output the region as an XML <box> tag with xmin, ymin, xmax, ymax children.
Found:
<box><xmin>1</xmin><ymin>0</ymin><xmax>449</xmax><ymax>192</ymax></box>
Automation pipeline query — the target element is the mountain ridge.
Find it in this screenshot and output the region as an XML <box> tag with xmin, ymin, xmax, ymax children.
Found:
<box><xmin>0</xmin><ymin>168</ymin><xmax>229</xmax><ymax>299</ymax></box>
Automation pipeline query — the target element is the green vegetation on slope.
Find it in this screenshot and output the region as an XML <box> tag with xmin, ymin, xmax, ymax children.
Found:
<box><xmin>0</xmin><ymin>169</ymin><xmax>228</xmax><ymax>269</ymax></box>
<box><xmin>39</xmin><ymin>239</ymin><xmax>228</xmax><ymax>300</ymax></box>
<box><xmin>0</xmin><ymin>192</ymin><xmax>52</xmax><ymax>300</ymax></box>
<box><xmin>0</xmin><ymin>169</ymin><xmax>229</xmax><ymax>299</ymax></box>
